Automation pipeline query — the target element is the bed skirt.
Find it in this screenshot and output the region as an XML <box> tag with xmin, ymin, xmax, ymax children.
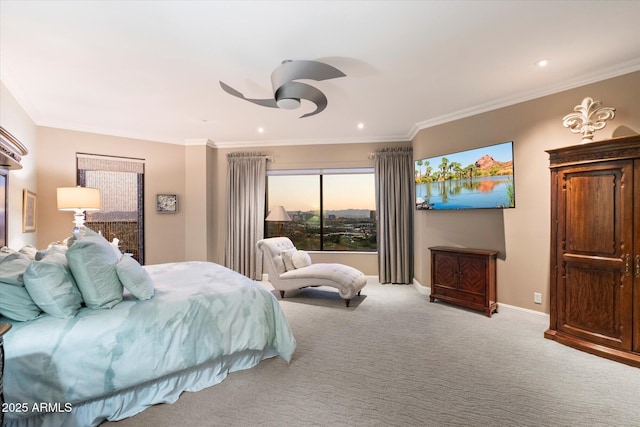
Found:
<box><xmin>5</xmin><ymin>348</ymin><xmax>279</xmax><ymax>427</ymax></box>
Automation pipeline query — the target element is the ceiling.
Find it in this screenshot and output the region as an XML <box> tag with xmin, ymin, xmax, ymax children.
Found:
<box><xmin>1</xmin><ymin>1</ymin><xmax>639</xmax><ymax>147</ymax></box>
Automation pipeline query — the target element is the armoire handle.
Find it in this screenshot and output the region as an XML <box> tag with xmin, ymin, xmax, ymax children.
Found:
<box><xmin>624</xmin><ymin>254</ymin><xmax>630</xmax><ymax>276</ymax></box>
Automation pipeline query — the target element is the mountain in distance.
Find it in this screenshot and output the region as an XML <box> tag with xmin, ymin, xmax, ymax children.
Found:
<box><xmin>474</xmin><ymin>154</ymin><xmax>513</xmax><ymax>176</ymax></box>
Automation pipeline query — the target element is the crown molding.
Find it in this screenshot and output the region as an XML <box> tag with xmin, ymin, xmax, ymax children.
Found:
<box><xmin>408</xmin><ymin>58</ymin><xmax>640</xmax><ymax>140</ymax></box>
<box><xmin>209</xmin><ymin>134</ymin><xmax>410</xmax><ymax>149</ymax></box>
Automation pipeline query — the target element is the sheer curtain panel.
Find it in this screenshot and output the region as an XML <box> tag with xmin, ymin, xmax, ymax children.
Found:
<box><xmin>375</xmin><ymin>146</ymin><xmax>413</xmax><ymax>284</ymax></box>
<box><xmin>225</xmin><ymin>153</ymin><xmax>267</xmax><ymax>279</ymax></box>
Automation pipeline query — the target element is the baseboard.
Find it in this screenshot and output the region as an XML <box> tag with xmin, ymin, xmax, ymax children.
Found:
<box><xmin>411</xmin><ymin>277</ymin><xmax>548</xmax><ymax>317</ymax></box>
<box><xmin>498</xmin><ymin>303</ymin><xmax>549</xmax><ymax>318</ymax></box>
<box><xmin>412</xmin><ymin>278</ymin><xmax>430</xmax><ymax>295</ymax></box>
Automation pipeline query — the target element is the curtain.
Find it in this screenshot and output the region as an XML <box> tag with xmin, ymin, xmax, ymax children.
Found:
<box><xmin>225</xmin><ymin>152</ymin><xmax>267</xmax><ymax>279</ymax></box>
<box><xmin>375</xmin><ymin>146</ymin><xmax>413</xmax><ymax>284</ymax></box>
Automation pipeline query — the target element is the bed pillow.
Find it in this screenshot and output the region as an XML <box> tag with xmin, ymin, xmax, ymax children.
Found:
<box><xmin>18</xmin><ymin>245</ymin><xmax>38</xmax><ymax>260</ymax></box>
<box><xmin>66</xmin><ymin>231</ymin><xmax>123</xmax><ymax>309</ymax></box>
<box><xmin>0</xmin><ymin>282</ymin><xmax>42</xmax><ymax>321</ymax></box>
<box><xmin>116</xmin><ymin>255</ymin><xmax>154</xmax><ymax>300</ymax></box>
<box><xmin>0</xmin><ymin>252</ymin><xmax>31</xmax><ymax>285</ymax></box>
<box><xmin>0</xmin><ymin>246</ymin><xmax>16</xmax><ymax>262</ymax></box>
<box><xmin>24</xmin><ymin>249</ymin><xmax>83</xmax><ymax>318</ymax></box>
<box><xmin>291</xmin><ymin>250</ymin><xmax>312</xmax><ymax>269</ymax></box>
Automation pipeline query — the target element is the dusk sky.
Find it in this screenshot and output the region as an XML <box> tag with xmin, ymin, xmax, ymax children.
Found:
<box><xmin>268</xmin><ymin>174</ymin><xmax>375</xmax><ymax>212</ymax></box>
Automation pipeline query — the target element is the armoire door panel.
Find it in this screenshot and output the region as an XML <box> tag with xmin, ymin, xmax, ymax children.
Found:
<box><xmin>565</xmin><ymin>173</ymin><xmax>616</xmax><ymax>254</ymax></box>
<box><xmin>559</xmin><ymin>263</ymin><xmax>631</xmax><ymax>350</ymax></box>
<box><xmin>560</xmin><ymin>164</ymin><xmax>627</xmax><ymax>258</ymax></box>
<box><xmin>556</xmin><ymin>160</ymin><xmax>634</xmax><ymax>350</ymax></box>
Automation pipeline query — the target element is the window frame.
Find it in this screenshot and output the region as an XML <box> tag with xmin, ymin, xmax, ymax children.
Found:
<box><xmin>266</xmin><ymin>167</ymin><xmax>376</xmax><ymax>252</ymax></box>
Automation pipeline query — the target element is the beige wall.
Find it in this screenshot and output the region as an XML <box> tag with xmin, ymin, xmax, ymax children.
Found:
<box><xmin>184</xmin><ymin>144</ymin><xmax>208</xmax><ymax>261</ymax></box>
<box><xmin>35</xmin><ymin>127</ymin><xmax>187</xmax><ymax>264</ymax></box>
<box><xmin>210</xmin><ymin>141</ymin><xmax>411</xmax><ymax>275</ymax></box>
<box><xmin>0</xmin><ymin>82</ymin><xmax>38</xmax><ymax>249</ymax></box>
<box><xmin>412</xmin><ymin>70</ymin><xmax>640</xmax><ymax>313</ymax></box>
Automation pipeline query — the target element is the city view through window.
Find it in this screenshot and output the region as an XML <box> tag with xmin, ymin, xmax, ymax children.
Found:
<box><xmin>266</xmin><ymin>172</ymin><xmax>377</xmax><ymax>251</ymax></box>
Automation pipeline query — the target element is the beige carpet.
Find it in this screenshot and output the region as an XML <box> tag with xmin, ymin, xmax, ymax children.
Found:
<box><xmin>107</xmin><ymin>279</ymin><xmax>640</xmax><ymax>426</ymax></box>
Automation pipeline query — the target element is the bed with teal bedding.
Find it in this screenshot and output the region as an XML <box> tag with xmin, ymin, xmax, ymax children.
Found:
<box><xmin>1</xmin><ymin>260</ymin><xmax>296</xmax><ymax>427</ymax></box>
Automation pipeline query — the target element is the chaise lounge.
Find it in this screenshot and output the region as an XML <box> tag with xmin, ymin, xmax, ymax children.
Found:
<box><xmin>257</xmin><ymin>237</ymin><xmax>366</xmax><ymax>307</ymax></box>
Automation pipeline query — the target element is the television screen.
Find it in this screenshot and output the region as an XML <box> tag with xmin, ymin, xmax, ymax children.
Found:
<box><xmin>415</xmin><ymin>141</ymin><xmax>515</xmax><ymax>210</ymax></box>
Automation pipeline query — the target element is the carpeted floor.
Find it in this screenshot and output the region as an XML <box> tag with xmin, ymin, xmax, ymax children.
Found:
<box><xmin>107</xmin><ymin>278</ymin><xmax>640</xmax><ymax>427</ymax></box>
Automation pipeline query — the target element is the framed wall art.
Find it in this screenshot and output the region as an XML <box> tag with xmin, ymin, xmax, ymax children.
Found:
<box><xmin>22</xmin><ymin>189</ymin><xmax>36</xmax><ymax>232</ymax></box>
<box><xmin>156</xmin><ymin>194</ymin><xmax>177</xmax><ymax>213</ymax></box>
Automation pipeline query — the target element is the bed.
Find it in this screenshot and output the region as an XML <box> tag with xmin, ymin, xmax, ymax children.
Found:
<box><xmin>0</xmin><ymin>258</ymin><xmax>296</xmax><ymax>427</ymax></box>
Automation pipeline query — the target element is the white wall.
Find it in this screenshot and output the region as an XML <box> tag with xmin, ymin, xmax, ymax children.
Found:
<box><xmin>0</xmin><ymin>81</ymin><xmax>38</xmax><ymax>249</ymax></box>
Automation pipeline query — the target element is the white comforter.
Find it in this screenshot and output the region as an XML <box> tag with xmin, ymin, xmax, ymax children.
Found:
<box><xmin>2</xmin><ymin>261</ymin><xmax>296</xmax><ymax>426</ymax></box>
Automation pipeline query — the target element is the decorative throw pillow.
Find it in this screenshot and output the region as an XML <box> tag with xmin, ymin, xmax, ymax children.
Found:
<box><xmin>66</xmin><ymin>230</ymin><xmax>124</xmax><ymax>309</ymax></box>
<box><xmin>0</xmin><ymin>252</ymin><xmax>31</xmax><ymax>285</ymax></box>
<box><xmin>281</xmin><ymin>249</ymin><xmax>296</xmax><ymax>271</ymax></box>
<box><xmin>0</xmin><ymin>282</ymin><xmax>42</xmax><ymax>321</ymax></box>
<box><xmin>115</xmin><ymin>255</ymin><xmax>154</xmax><ymax>300</ymax></box>
<box><xmin>24</xmin><ymin>249</ymin><xmax>83</xmax><ymax>318</ymax></box>
<box><xmin>291</xmin><ymin>250</ymin><xmax>312</xmax><ymax>269</ymax></box>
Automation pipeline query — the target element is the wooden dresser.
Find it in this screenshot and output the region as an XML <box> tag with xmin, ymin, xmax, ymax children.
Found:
<box><xmin>545</xmin><ymin>134</ymin><xmax>640</xmax><ymax>367</ymax></box>
<box><xmin>429</xmin><ymin>246</ymin><xmax>498</xmax><ymax>317</ymax></box>
<box><xmin>1</xmin><ymin>323</ymin><xmax>11</xmax><ymax>426</ymax></box>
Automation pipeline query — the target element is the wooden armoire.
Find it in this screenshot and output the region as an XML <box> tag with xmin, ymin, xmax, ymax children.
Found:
<box><xmin>545</xmin><ymin>134</ymin><xmax>640</xmax><ymax>367</ymax></box>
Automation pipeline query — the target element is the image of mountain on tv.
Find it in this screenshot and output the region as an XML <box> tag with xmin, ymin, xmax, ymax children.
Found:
<box><xmin>414</xmin><ymin>141</ymin><xmax>515</xmax><ymax>210</ymax></box>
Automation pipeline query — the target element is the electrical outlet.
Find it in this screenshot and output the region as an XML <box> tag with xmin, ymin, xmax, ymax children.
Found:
<box><xmin>534</xmin><ymin>292</ymin><xmax>542</xmax><ymax>304</ymax></box>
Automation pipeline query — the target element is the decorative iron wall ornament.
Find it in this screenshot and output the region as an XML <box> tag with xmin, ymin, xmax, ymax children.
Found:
<box><xmin>562</xmin><ymin>97</ymin><xmax>616</xmax><ymax>142</ymax></box>
<box><xmin>220</xmin><ymin>60</ymin><xmax>346</xmax><ymax>118</ymax></box>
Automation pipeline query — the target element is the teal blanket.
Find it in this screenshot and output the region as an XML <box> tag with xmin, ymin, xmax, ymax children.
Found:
<box><xmin>2</xmin><ymin>261</ymin><xmax>296</xmax><ymax>419</ymax></box>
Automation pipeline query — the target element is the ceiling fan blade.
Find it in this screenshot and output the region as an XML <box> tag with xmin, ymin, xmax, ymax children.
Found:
<box><xmin>219</xmin><ymin>81</ymin><xmax>278</xmax><ymax>108</ymax></box>
<box><xmin>275</xmin><ymin>81</ymin><xmax>327</xmax><ymax>118</ymax></box>
<box><xmin>271</xmin><ymin>60</ymin><xmax>345</xmax><ymax>91</ymax></box>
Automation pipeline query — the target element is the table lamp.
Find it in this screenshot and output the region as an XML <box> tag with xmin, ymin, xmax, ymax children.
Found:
<box><xmin>266</xmin><ymin>205</ymin><xmax>291</xmax><ymax>236</ymax></box>
<box><xmin>57</xmin><ymin>186</ymin><xmax>101</xmax><ymax>237</ymax></box>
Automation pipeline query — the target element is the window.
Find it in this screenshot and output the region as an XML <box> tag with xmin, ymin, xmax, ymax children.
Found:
<box><xmin>77</xmin><ymin>153</ymin><xmax>145</xmax><ymax>263</ymax></box>
<box><xmin>266</xmin><ymin>169</ymin><xmax>376</xmax><ymax>251</ymax></box>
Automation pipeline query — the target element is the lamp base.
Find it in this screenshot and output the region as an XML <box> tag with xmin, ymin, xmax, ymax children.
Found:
<box><xmin>72</xmin><ymin>209</ymin><xmax>88</xmax><ymax>237</ymax></box>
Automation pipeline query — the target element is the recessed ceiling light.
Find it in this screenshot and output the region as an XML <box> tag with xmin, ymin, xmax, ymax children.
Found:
<box><xmin>357</xmin><ymin>123</ymin><xmax>364</xmax><ymax>130</ymax></box>
<box><xmin>258</xmin><ymin>127</ymin><xmax>264</xmax><ymax>134</ymax></box>
<box><xmin>536</xmin><ymin>59</ymin><xmax>550</xmax><ymax>68</ymax></box>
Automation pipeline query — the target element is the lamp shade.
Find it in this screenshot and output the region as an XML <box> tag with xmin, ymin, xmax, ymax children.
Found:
<box><xmin>57</xmin><ymin>187</ymin><xmax>101</xmax><ymax>211</ymax></box>
<box><xmin>265</xmin><ymin>205</ymin><xmax>291</xmax><ymax>222</ymax></box>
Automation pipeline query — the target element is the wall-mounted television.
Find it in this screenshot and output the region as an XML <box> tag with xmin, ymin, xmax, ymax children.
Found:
<box><xmin>415</xmin><ymin>141</ymin><xmax>515</xmax><ymax>210</ymax></box>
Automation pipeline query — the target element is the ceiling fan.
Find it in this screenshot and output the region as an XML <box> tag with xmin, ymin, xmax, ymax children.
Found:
<box><xmin>219</xmin><ymin>60</ymin><xmax>346</xmax><ymax>118</ymax></box>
